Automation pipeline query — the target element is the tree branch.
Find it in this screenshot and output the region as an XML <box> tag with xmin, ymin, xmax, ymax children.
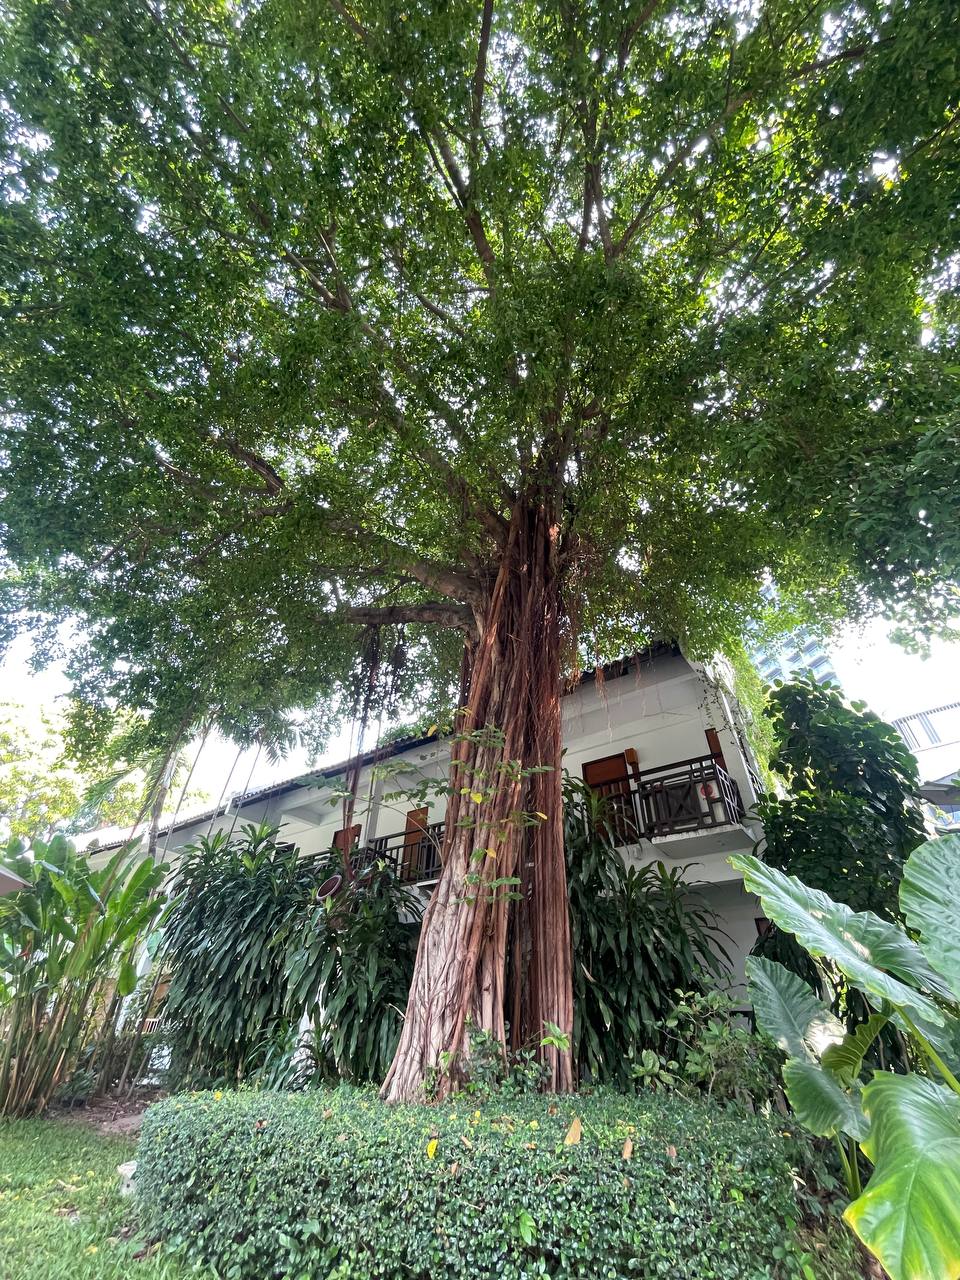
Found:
<box><xmin>215</xmin><ymin>435</ymin><xmax>285</xmax><ymax>494</ymax></box>
<box><xmin>470</xmin><ymin>0</ymin><xmax>495</xmax><ymax>158</ymax></box>
<box><xmin>612</xmin><ymin>36</ymin><xmax>895</xmax><ymax>258</ymax></box>
<box><xmin>328</xmin><ymin>0</ymin><xmax>498</xmax><ymax>292</ymax></box>
<box><xmin>577</xmin><ymin>103</ymin><xmax>613</xmax><ymax>259</ymax></box>
<box><xmin>617</xmin><ymin>0</ymin><xmax>663</xmax><ymax>75</ymax></box>
<box><xmin>431</xmin><ymin>134</ymin><xmax>498</xmax><ymax>289</ymax></box>
<box><xmin>394</xmin><ymin>557</ymin><xmax>483</xmax><ymax>604</ymax></box>
<box><xmin>336</xmin><ymin>602</ymin><xmax>476</xmax><ymax>631</ymax></box>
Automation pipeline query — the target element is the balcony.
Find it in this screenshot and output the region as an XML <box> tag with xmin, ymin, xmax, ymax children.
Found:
<box><xmin>345</xmin><ymin>754</ymin><xmax>752</xmax><ymax>886</ymax></box>
<box><xmin>591</xmin><ymin>754</ymin><xmax>752</xmax><ymax>858</ymax></box>
<box><xmin>353</xmin><ymin>822</ymin><xmax>445</xmax><ymax>885</ymax></box>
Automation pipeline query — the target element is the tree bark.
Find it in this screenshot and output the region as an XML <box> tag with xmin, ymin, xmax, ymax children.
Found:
<box><xmin>380</xmin><ymin>498</ymin><xmax>574</xmax><ymax>1102</ymax></box>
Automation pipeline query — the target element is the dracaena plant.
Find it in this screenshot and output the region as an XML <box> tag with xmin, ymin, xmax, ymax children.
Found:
<box><xmin>565</xmin><ymin>777</ymin><xmax>728</xmax><ymax>1087</ymax></box>
<box><xmin>731</xmin><ymin>834</ymin><xmax>960</xmax><ymax>1280</ymax></box>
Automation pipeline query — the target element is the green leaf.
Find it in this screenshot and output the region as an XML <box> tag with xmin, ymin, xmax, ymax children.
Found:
<box><xmin>821</xmin><ymin>1014</ymin><xmax>889</xmax><ymax>1086</ymax></box>
<box><xmin>745</xmin><ymin>956</ymin><xmax>844</xmax><ymax>1060</ymax></box>
<box><xmin>900</xmin><ymin>832</ymin><xmax>960</xmax><ymax>1002</ymax></box>
<box><xmin>516</xmin><ymin>1209</ymin><xmax>536</xmax><ymax>1245</ymax></box>
<box><xmin>731</xmin><ymin>855</ymin><xmax>946</xmax><ymax>1025</ymax></box>
<box><xmin>782</xmin><ymin>1057</ymin><xmax>868</xmax><ymax>1140</ymax></box>
<box><xmin>117</xmin><ymin>957</ymin><xmax>138</xmax><ymax>997</ymax></box>
<box><xmin>845</xmin><ymin>1074</ymin><xmax>960</xmax><ymax>1280</ymax></box>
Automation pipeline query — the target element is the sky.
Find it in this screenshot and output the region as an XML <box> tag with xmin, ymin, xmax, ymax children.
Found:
<box><xmin>827</xmin><ymin>621</ymin><xmax>959</xmax><ymax>723</ymax></box>
<box><xmin>2</xmin><ymin>618</ymin><xmax>959</xmax><ymax>832</ymax></box>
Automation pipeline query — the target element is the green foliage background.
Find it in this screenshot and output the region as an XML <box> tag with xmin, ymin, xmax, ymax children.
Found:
<box><xmin>756</xmin><ymin>677</ymin><xmax>926</xmax><ymax>918</ymax></box>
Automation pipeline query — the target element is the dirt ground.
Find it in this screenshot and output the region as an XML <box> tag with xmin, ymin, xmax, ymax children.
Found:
<box><xmin>55</xmin><ymin>1093</ymin><xmax>162</xmax><ymax>1138</ymax></box>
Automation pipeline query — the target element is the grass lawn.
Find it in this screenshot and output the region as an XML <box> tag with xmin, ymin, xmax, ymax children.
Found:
<box><xmin>0</xmin><ymin>1117</ymin><xmax>205</xmax><ymax>1280</ymax></box>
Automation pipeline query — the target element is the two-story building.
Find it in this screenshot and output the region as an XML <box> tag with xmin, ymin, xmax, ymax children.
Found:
<box><xmin>114</xmin><ymin>645</ymin><xmax>768</xmax><ymax>983</ymax></box>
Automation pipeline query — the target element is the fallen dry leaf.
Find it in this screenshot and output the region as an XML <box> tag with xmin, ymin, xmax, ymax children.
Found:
<box><xmin>563</xmin><ymin>1117</ymin><xmax>582</xmax><ymax>1146</ymax></box>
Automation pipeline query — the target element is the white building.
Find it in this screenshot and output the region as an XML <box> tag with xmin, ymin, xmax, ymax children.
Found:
<box><xmin>890</xmin><ymin>701</ymin><xmax>960</xmax><ymax>833</ymax></box>
<box><xmin>99</xmin><ymin>646</ymin><xmax>768</xmax><ymax>984</ymax></box>
<box><xmin>891</xmin><ymin>701</ymin><xmax>960</xmax><ymax>790</ymax></box>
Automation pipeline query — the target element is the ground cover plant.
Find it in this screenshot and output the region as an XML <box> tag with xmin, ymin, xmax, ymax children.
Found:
<box><xmin>137</xmin><ymin>1086</ymin><xmax>804</xmax><ymax>1280</ymax></box>
<box><xmin>0</xmin><ymin>1117</ymin><xmax>201</xmax><ymax>1280</ymax></box>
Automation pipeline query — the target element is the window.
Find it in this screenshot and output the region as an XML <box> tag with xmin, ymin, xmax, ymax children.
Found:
<box><xmin>333</xmin><ymin>824</ymin><xmax>362</xmax><ymax>852</ymax></box>
<box><xmin>582</xmin><ymin>753</ymin><xmax>637</xmax><ymax>845</ymax></box>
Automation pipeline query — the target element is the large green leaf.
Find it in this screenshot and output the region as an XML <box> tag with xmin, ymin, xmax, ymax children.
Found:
<box><xmin>745</xmin><ymin>956</ymin><xmax>845</xmax><ymax>1060</ymax></box>
<box><xmin>845</xmin><ymin>1074</ymin><xmax>960</xmax><ymax>1280</ymax></box>
<box><xmin>782</xmin><ymin>1057</ymin><xmax>869</xmax><ymax>1140</ymax></box>
<box><xmin>901</xmin><ymin>833</ymin><xmax>960</xmax><ymax>1003</ymax></box>
<box><xmin>731</xmin><ymin>855</ymin><xmax>946</xmax><ymax>1024</ymax></box>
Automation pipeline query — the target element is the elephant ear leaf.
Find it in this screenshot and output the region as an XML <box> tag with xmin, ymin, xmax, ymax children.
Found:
<box><xmin>845</xmin><ymin>1074</ymin><xmax>960</xmax><ymax>1280</ymax></box>
<box><xmin>821</xmin><ymin>1013</ymin><xmax>889</xmax><ymax>1087</ymax></box>
<box><xmin>900</xmin><ymin>832</ymin><xmax>960</xmax><ymax>1003</ymax></box>
<box><xmin>746</xmin><ymin>956</ymin><xmax>845</xmax><ymax>1059</ymax></box>
<box><xmin>782</xmin><ymin>1057</ymin><xmax>869</xmax><ymax>1140</ymax></box>
<box><xmin>731</xmin><ymin>855</ymin><xmax>947</xmax><ymax>1024</ymax></box>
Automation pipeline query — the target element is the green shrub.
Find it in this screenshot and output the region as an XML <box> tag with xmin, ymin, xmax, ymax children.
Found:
<box><xmin>0</xmin><ymin>834</ymin><xmax>166</xmax><ymax>1116</ymax></box>
<box><xmin>564</xmin><ymin>778</ymin><xmax>727</xmax><ymax>1087</ymax></box>
<box><xmin>137</xmin><ymin>1088</ymin><xmax>802</xmax><ymax>1279</ymax></box>
<box><xmin>158</xmin><ymin>824</ymin><xmax>420</xmax><ymax>1087</ymax></box>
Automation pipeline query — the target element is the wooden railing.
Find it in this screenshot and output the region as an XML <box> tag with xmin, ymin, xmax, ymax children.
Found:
<box><xmin>354</xmin><ymin>822</ymin><xmax>445</xmax><ymax>885</ymax></box>
<box><xmin>348</xmin><ymin>755</ymin><xmax>746</xmax><ymax>884</ymax></box>
<box><xmin>584</xmin><ymin>754</ymin><xmax>746</xmax><ymax>845</ymax></box>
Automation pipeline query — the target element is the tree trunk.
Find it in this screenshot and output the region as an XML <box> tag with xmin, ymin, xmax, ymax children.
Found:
<box><xmin>380</xmin><ymin>499</ymin><xmax>574</xmax><ymax>1102</ymax></box>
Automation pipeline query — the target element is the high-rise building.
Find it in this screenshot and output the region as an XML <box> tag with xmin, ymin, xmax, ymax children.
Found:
<box><xmin>748</xmin><ymin>585</ymin><xmax>841</xmax><ymax>687</ymax></box>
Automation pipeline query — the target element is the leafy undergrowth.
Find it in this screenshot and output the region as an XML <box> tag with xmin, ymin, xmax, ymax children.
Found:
<box><xmin>796</xmin><ymin>1220</ymin><xmax>886</xmax><ymax>1280</ymax></box>
<box><xmin>139</xmin><ymin>1086</ymin><xmax>817</xmax><ymax>1279</ymax></box>
<box><xmin>0</xmin><ymin>1117</ymin><xmax>205</xmax><ymax>1280</ymax></box>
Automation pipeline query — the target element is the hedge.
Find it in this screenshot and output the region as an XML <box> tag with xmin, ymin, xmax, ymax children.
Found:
<box><xmin>137</xmin><ymin>1088</ymin><xmax>801</xmax><ymax>1279</ymax></box>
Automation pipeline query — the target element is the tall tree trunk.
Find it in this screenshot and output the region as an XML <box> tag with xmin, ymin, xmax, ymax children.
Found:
<box><xmin>381</xmin><ymin>499</ymin><xmax>574</xmax><ymax>1102</ymax></box>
